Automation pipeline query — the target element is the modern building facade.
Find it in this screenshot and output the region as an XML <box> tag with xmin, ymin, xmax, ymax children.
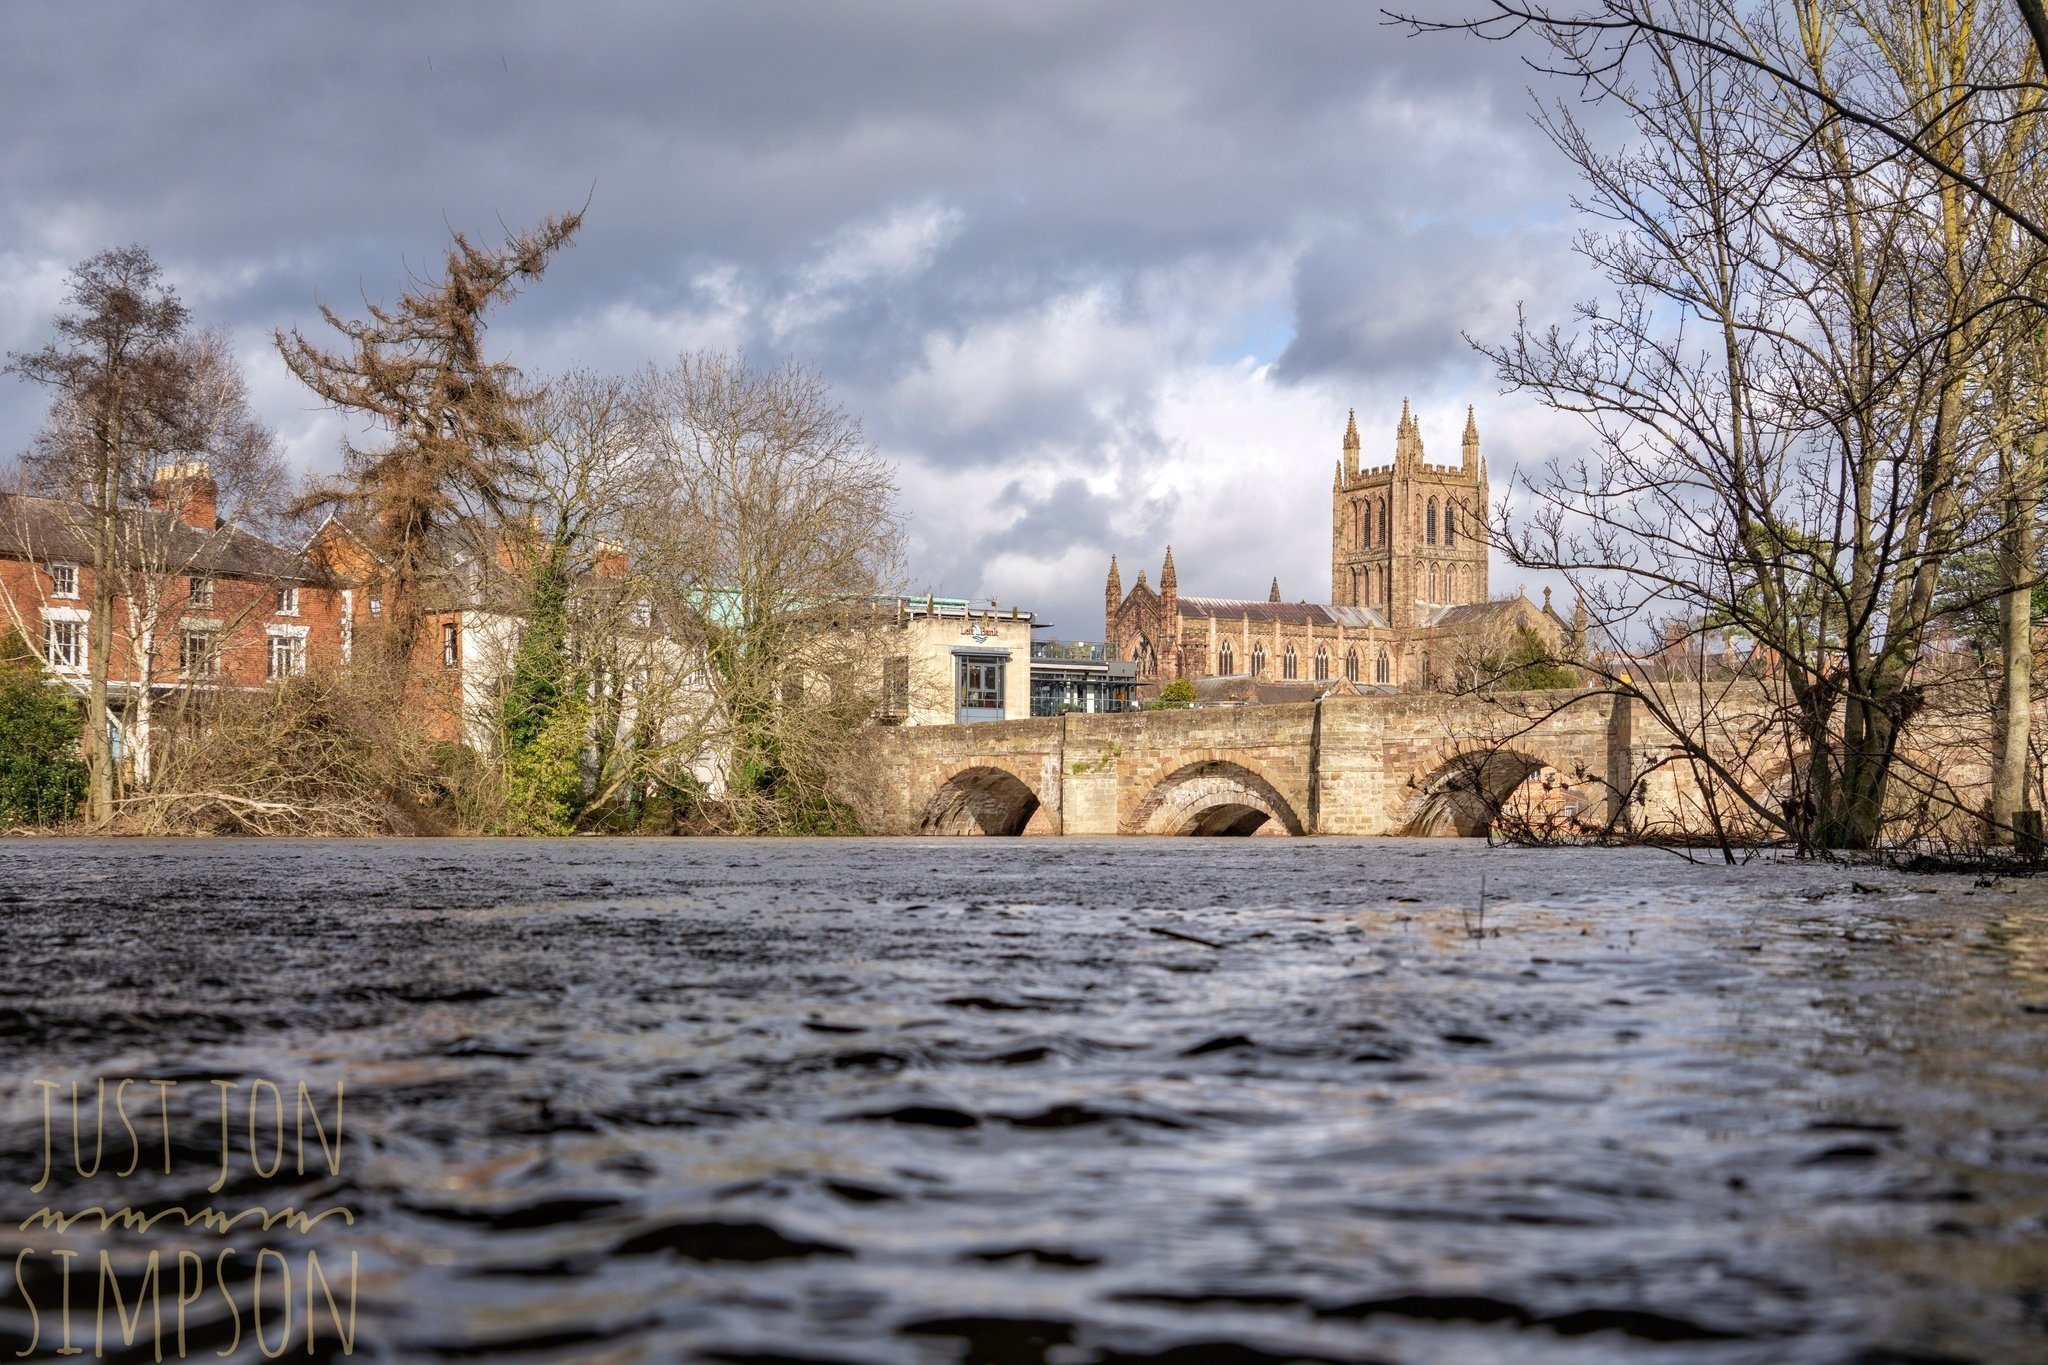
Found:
<box><xmin>878</xmin><ymin>596</ymin><xmax>1039</xmax><ymax>725</ymax></box>
<box><xmin>1029</xmin><ymin>639</ymin><xmax>1138</xmax><ymax>717</ymax></box>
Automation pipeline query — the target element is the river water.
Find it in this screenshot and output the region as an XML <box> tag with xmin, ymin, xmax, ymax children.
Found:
<box><xmin>0</xmin><ymin>837</ymin><xmax>2044</xmax><ymax>1364</ymax></box>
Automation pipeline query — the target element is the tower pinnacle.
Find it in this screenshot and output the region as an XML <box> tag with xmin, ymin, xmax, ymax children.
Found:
<box><xmin>1395</xmin><ymin>397</ymin><xmax>1422</xmax><ymax>467</ymax></box>
<box><xmin>1104</xmin><ymin>554</ymin><xmax>1124</xmax><ymax>646</ymax></box>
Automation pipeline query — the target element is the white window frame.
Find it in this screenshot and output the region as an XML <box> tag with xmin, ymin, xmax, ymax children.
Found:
<box><xmin>48</xmin><ymin>562</ymin><xmax>79</xmax><ymax>600</ymax></box>
<box><xmin>189</xmin><ymin>574</ymin><xmax>214</xmax><ymax>609</ymax></box>
<box><xmin>266</xmin><ymin>623</ymin><xmax>308</xmax><ymax>680</ymax></box>
<box><xmin>276</xmin><ymin>585</ymin><xmax>300</xmax><ymax>617</ymax></box>
<box><xmin>42</xmin><ymin>607</ymin><xmax>88</xmax><ymax>672</ymax></box>
<box><xmin>180</xmin><ymin>626</ymin><xmax>222</xmax><ymax>679</ymax></box>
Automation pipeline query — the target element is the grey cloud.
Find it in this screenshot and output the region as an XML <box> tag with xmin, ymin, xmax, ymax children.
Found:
<box><xmin>978</xmin><ymin>477</ymin><xmax>1141</xmax><ymax>562</ymax></box>
<box><xmin>1274</xmin><ymin>217</ymin><xmax>1590</xmax><ymax>386</ymax></box>
<box><xmin>2</xmin><ymin>0</ymin><xmax>1601</xmax><ymax>637</ymax></box>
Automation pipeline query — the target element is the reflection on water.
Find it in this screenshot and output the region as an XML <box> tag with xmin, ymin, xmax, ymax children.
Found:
<box><xmin>0</xmin><ymin>837</ymin><xmax>2044</xmax><ymax>1363</ymax></box>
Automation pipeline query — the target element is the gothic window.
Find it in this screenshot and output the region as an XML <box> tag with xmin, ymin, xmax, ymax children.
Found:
<box><xmin>1459</xmin><ymin>564</ymin><xmax>1473</xmax><ymax>600</ymax></box>
<box><xmin>1135</xmin><ymin>638</ymin><xmax>1155</xmax><ymax>675</ymax></box>
<box><xmin>1444</xmin><ymin>501</ymin><xmax>1457</xmax><ymax>546</ymax></box>
<box><xmin>1377</xmin><ymin>498</ymin><xmax>1388</xmax><ymax>543</ymax></box>
<box><xmin>1218</xmin><ymin>640</ymin><xmax>1235</xmax><ymax>675</ymax></box>
<box><xmin>1429</xmin><ymin>564</ymin><xmax>1439</xmax><ymax>601</ymax></box>
<box><xmin>1376</xmin><ymin>649</ymin><xmax>1391</xmax><ymax>684</ymax></box>
<box><xmin>1345</xmin><ymin>647</ymin><xmax>1360</xmax><ymax>683</ymax></box>
<box><xmin>1314</xmin><ymin>645</ymin><xmax>1330</xmax><ymax>681</ymax></box>
<box><xmin>1251</xmin><ymin>642</ymin><xmax>1267</xmax><ymax>677</ymax></box>
<box><xmin>1283</xmin><ymin>643</ymin><xmax>1298</xmax><ymax>680</ymax></box>
<box><xmin>1356</xmin><ymin>500</ymin><xmax>1367</xmax><ymax>548</ymax></box>
<box><xmin>1427</xmin><ymin>499</ymin><xmax>1439</xmax><ymax>545</ymax></box>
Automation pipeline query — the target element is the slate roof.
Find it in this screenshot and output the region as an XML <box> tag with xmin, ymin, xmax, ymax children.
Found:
<box><xmin>1174</xmin><ymin>596</ymin><xmax>1388</xmax><ymax>629</ymax></box>
<box><xmin>1190</xmin><ymin>675</ymin><xmax>1390</xmax><ymax>706</ymax></box>
<box><xmin>0</xmin><ymin>493</ymin><xmax>327</xmax><ymax>584</ymax></box>
<box><xmin>1418</xmin><ymin>598</ymin><xmax>1541</xmax><ymax>629</ymax></box>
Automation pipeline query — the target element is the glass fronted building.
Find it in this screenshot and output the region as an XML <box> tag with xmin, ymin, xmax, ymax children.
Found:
<box><xmin>1029</xmin><ymin>640</ymin><xmax>1139</xmax><ymax>716</ymax></box>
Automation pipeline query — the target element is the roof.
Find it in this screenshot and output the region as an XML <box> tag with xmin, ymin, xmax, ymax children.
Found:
<box><xmin>1175</xmin><ymin>596</ymin><xmax>1387</xmax><ymax>629</ymax></box>
<box><xmin>0</xmin><ymin>492</ymin><xmax>327</xmax><ymax>584</ymax></box>
<box><xmin>1190</xmin><ymin>674</ymin><xmax>1391</xmax><ymax>706</ymax></box>
<box><xmin>1418</xmin><ymin>598</ymin><xmax>1540</xmax><ymax>629</ymax></box>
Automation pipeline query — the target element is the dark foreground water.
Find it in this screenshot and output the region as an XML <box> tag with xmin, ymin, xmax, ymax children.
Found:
<box><xmin>0</xmin><ymin>838</ymin><xmax>2044</xmax><ymax>1364</ymax></box>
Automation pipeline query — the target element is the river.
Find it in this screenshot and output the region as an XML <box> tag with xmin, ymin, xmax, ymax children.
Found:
<box><xmin>0</xmin><ymin>837</ymin><xmax>2043</xmax><ymax>1363</ymax></box>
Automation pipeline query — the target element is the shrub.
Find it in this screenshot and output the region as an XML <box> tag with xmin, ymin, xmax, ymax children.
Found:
<box><xmin>499</xmin><ymin>696</ymin><xmax>589</xmax><ymax>836</ymax></box>
<box><xmin>0</xmin><ymin>636</ymin><xmax>86</xmax><ymax>826</ymax></box>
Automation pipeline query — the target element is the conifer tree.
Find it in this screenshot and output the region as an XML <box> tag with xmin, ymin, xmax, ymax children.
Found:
<box><xmin>277</xmin><ymin>210</ymin><xmax>584</xmax><ymax>660</ymax></box>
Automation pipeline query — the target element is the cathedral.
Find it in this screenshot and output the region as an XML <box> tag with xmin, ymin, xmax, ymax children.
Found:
<box><xmin>1105</xmin><ymin>402</ymin><xmax>1573</xmax><ymax>692</ymax></box>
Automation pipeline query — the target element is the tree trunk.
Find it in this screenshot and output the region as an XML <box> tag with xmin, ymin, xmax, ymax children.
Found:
<box><xmin>131</xmin><ymin>621</ymin><xmax>155</xmax><ymax>789</ymax></box>
<box><xmin>1992</xmin><ymin>434</ymin><xmax>2039</xmax><ymax>838</ymax></box>
<box><xmin>86</xmin><ymin>429</ymin><xmax>118</xmax><ymax>826</ymax></box>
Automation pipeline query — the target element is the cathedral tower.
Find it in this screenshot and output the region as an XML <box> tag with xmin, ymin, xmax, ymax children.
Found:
<box><xmin>1330</xmin><ymin>401</ymin><xmax>1488</xmax><ymax>629</ymax></box>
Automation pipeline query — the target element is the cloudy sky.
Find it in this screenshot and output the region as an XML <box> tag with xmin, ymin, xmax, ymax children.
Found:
<box><xmin>0</xmin><ymin>2</ymin><xmax>1604</xmax><ymax>637</ymax></box>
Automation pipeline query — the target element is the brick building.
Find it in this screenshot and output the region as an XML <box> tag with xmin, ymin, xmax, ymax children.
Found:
<box><xmin>0</xmin><ymin>466</ymin><xmax>348</xmax><ymax>696</ymax></box>
<box><xmin>1106</xmin><ymin>403</ymin><xmax>1575</xmax><ymax>691</ymax></box>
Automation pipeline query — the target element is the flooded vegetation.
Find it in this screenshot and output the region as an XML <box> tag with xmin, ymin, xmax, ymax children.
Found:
<box><xmin>1</xmin><ymin>837</ymin><xmax>2044</xmax><ymax>1362</ymax></box>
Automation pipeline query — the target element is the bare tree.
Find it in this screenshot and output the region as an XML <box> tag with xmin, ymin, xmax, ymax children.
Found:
<box><xmin>485</xmin><ymin>369</ymin><xmax>690</xmax><ymax>832</ymax></box>
<box><xmin>4</xmin><ymin>251</ymin><xmax>289</xmax><ymax>822</ymax></box>
<box><xmin>1456</xmin><ymin>4</ymin><xmax>2042</xmax><ymax>851</ymax></box>
<box><xmin>1395</xmin><ymin>2</ymin><xmax>2048</xmax><ymax>248</ymax></box>
<box><xmin>6</xmin><ymin>247</ymin><xmax>188</xmax><ymax>821</ymax></box>
<box><xmin>633</xmin><ymin>351</ymin><xmax>905</xmax><ymax>832</ymax></box>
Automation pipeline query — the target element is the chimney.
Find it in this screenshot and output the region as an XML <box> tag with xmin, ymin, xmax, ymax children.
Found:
<box><xmin>594</xmin><ymin>540</ymin><xmax>629</xmax><ymax>579</ymax></box>
<box><xmin>151</xmin><ymin>462</ymin><xmax>218</xmax><ymax>531</ymax></box>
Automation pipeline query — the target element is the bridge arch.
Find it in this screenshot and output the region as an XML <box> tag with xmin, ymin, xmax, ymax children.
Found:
<box><xmin>920</xmin><ymin>764</ymin><xmax>1045</xmax><ymax>835</ymax></box>
<box><xmin>1131</xmin><ymin>759</ymin><xmax>1306</xmax><ymax>837</ymax></box>
<box><xmin>1398</xmin><ymin>747</ymin><xmax>1590</xmax><ymax>837</ymax></box>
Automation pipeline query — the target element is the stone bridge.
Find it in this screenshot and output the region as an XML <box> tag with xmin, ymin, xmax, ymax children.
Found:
<box><xmin>864</xmin><ymin>690</ymin><xmax>1672</xmax><ymax>836</ymax></box>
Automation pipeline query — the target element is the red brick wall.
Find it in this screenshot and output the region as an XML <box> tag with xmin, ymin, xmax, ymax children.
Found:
<box><xmin>0</xmin><ymin>553</ymin><xmax>347</xmax><ymax>689</ymax></box>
